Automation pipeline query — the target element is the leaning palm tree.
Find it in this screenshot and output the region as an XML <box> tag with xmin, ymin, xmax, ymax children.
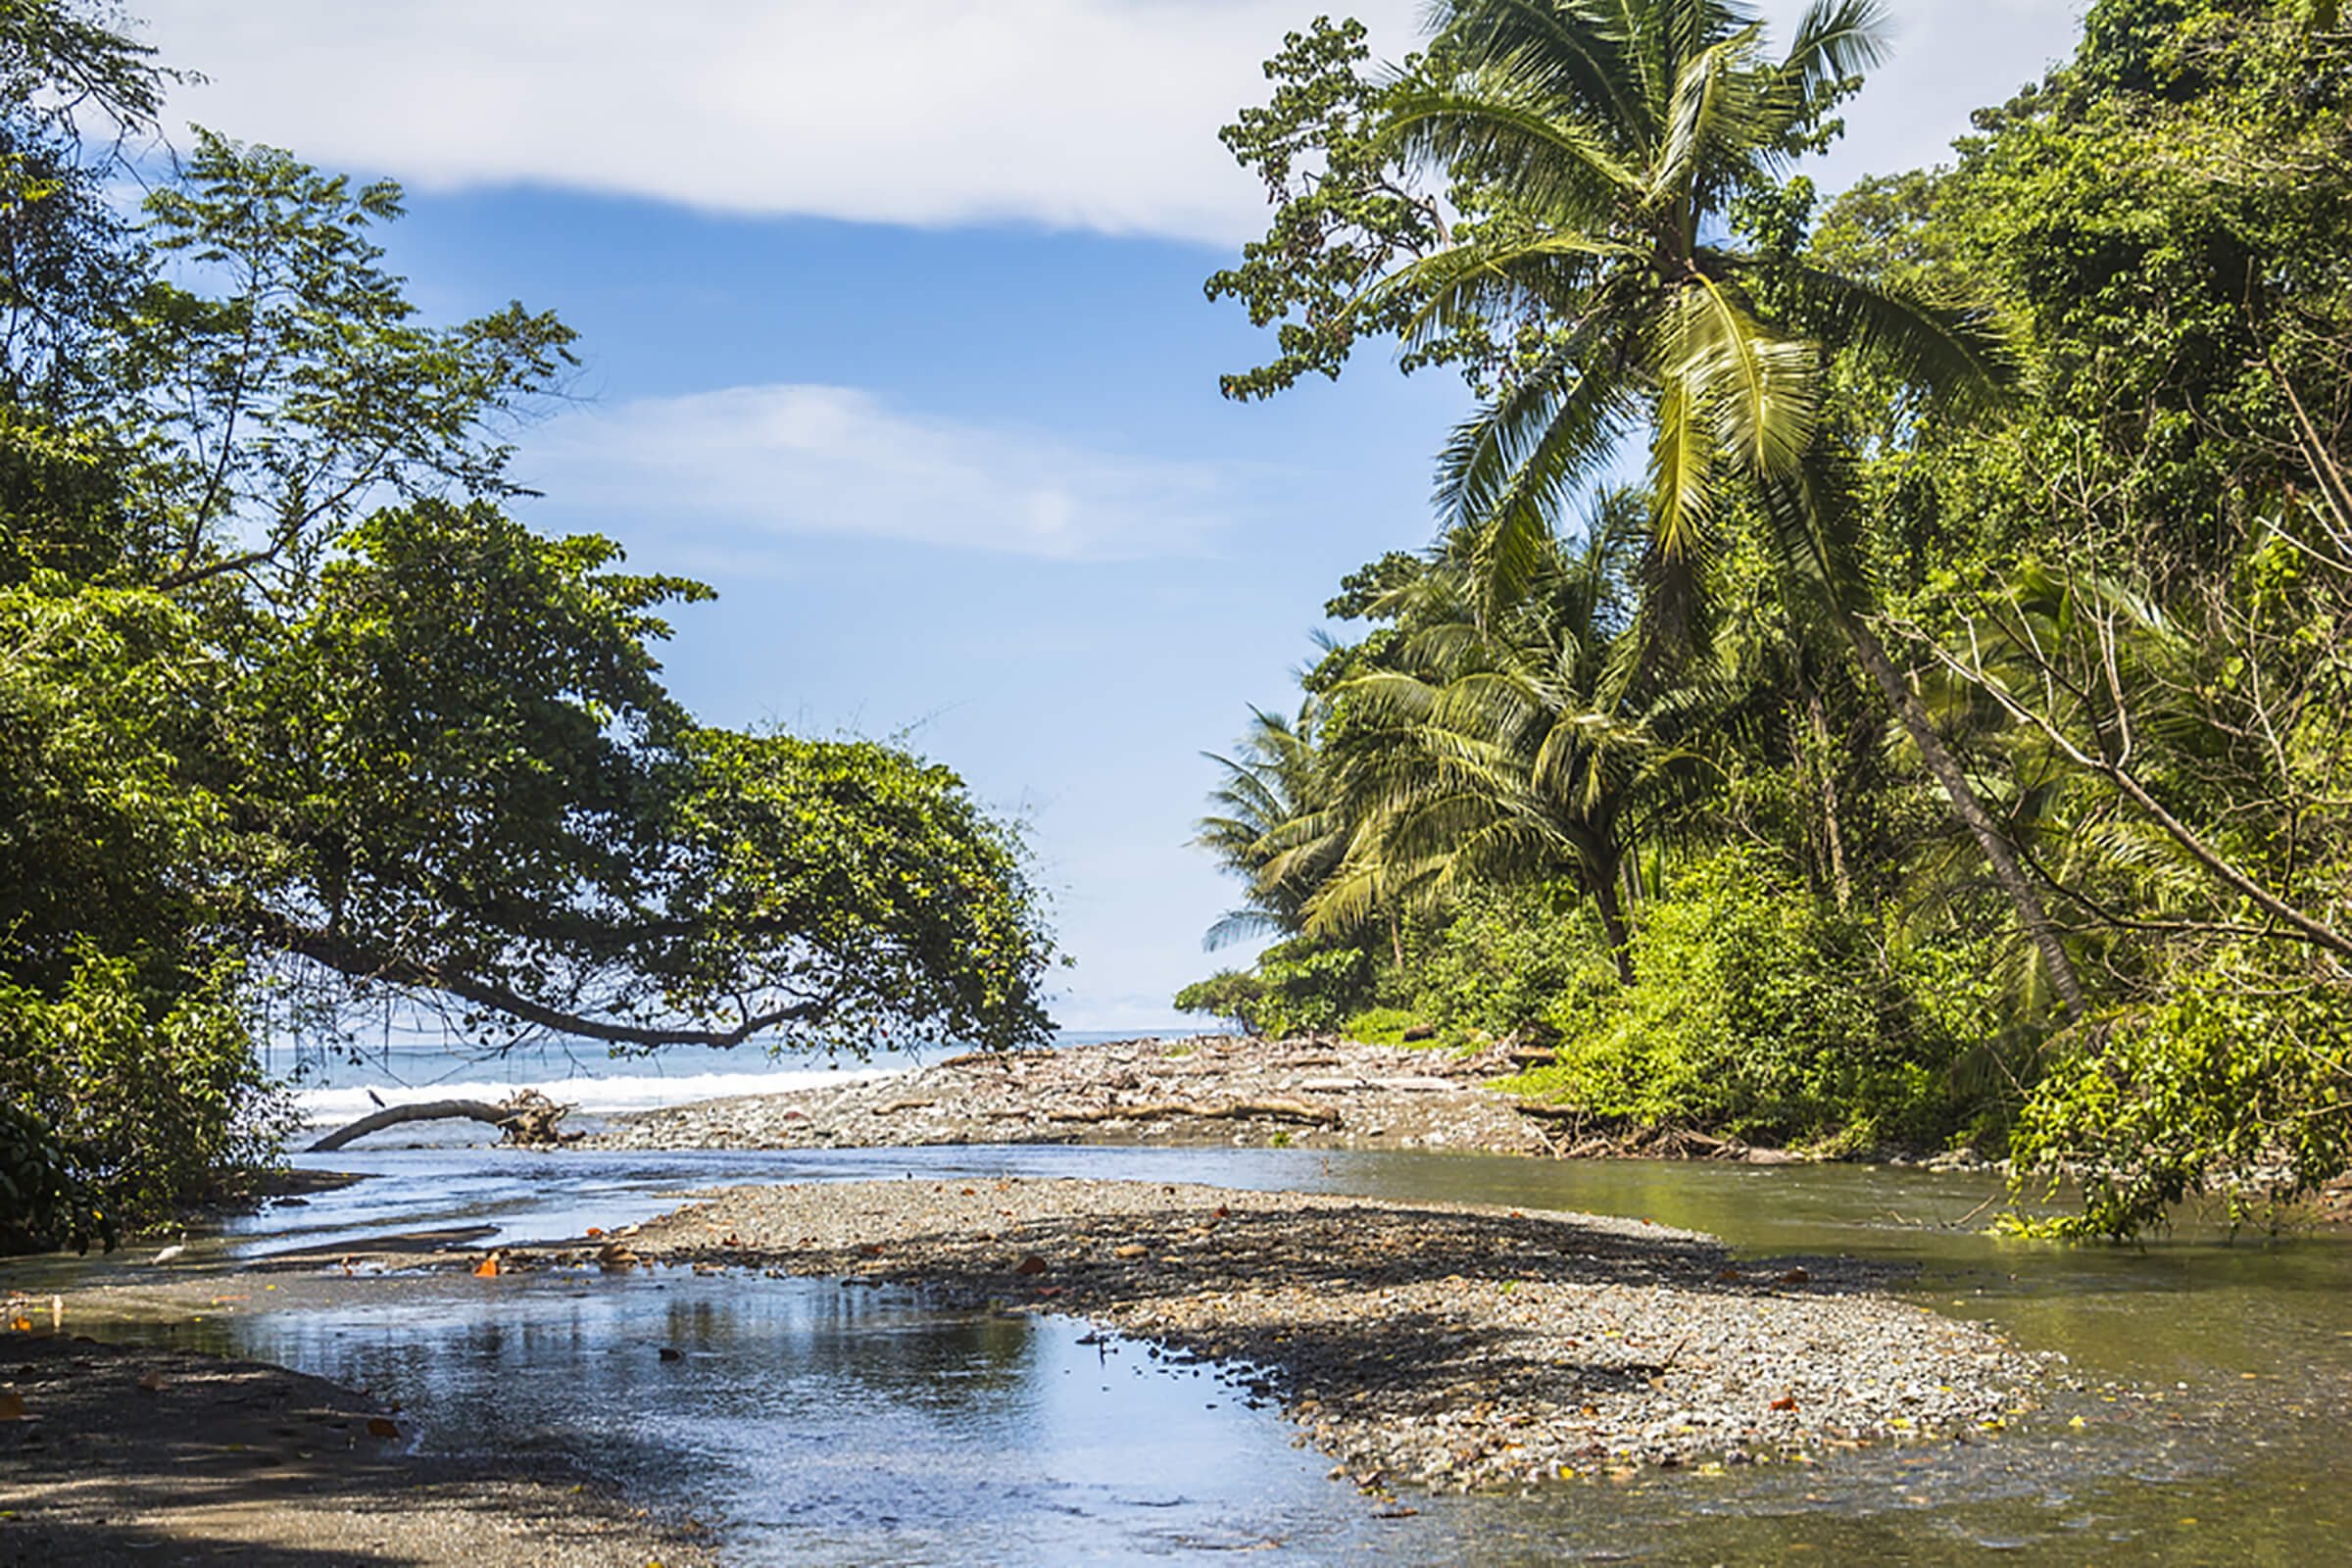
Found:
<box><xmin>1355</xmin><ymin>0</ymin><xmax>2087</xmax><ymax>1016</ymax></box>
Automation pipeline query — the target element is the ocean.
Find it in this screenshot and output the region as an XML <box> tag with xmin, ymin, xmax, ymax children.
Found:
<box><xmin>268</xmin><ymin>1028</ymin><xmax>1196</xmax><ymax>1130</ymax></box>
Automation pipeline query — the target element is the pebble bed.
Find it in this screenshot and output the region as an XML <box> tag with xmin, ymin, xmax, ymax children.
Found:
<box><xmin>563</xmin><ymin>1177</ymin><xmax>2052</xmax><ymax>1493</ymax></box>
<box><xmin>588</xmin><ymin>1035</ymin><xmax>1553</xmax><ymax>1156</ymax></box>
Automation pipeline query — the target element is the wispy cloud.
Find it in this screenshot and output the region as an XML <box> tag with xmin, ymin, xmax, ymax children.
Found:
<box><xmin>147</xmin><ymin>2</ymin><xmax>2081</xmax><ymax>246</ymax></box>
<box><xmin>522</xmin><ymin>383</ymin><xmax>1229</xmax><ymax>560</ymax></box>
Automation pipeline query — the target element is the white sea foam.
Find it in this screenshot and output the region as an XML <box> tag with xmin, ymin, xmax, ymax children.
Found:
<box><xmin>294</xmin><ymin>1065</ymin><xmax>905</xmax><ymax>1127</ymax></box>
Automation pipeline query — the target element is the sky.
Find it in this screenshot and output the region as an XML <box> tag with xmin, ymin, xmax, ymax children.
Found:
<box><xmin>140</xmin><ymin>1</ymin><xmax>2089</xmax><ymax>1031</ymax></box>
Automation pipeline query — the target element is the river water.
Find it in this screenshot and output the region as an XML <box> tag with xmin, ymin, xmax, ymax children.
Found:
<box><xmin>34</xmin><ymin>1140</ymin><xmax>2352</xmax><ymax>1565</ymax></box>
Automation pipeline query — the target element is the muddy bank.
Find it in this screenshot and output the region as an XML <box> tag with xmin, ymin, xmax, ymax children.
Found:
<box><xmin>0</xmin><ymin>1335</ymin><xmax>715</xmax><ymax>1566</ymax></box>
<box><xmin>537</xmin><ymin>1176</ymin><xmax>2052</xmax><ymax>1493</ymax></box>
<box><xmin>593</xmin><ymin>1035</ymin><xmax>1586</xmax><ymax>1157</ymax></box>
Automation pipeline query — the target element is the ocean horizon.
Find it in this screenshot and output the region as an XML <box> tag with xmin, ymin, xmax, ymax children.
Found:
<box><xmin>270</xmin><ymin>1025</ymin><xmax>1219</xmax><ymax>1128</ymax></box>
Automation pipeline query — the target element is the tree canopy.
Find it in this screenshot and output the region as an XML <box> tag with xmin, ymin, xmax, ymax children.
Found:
<box><xmin>0</xmin><ymin>3</ymin><xmax>1054</xmax><ymax>1250</ymax></box>
<box><xmin>1193</xmin><ymin>0</ymin><xmax>2352</xmax><ymax>1236</ymax></box>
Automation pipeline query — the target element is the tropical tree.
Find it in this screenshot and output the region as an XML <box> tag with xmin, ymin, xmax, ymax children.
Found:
<box><xmin>1194</xmin><ymin>701</ymin><xmax>1346</xmax><ymax>949</ymax></box>
<box><xmin>1309</xmin><ymin>513</ymin><xmax>1705</xmax><ymax>981</ymax></box>
<box><xmin>1213</xmin><ymin>0</ymin><xmax>2089</xmax><ymax>1017</ymax></box>
<box><xmin>1</xmin><ymin>2</ymin><xmax>1058</xmax><ymax>1249</ymax></box>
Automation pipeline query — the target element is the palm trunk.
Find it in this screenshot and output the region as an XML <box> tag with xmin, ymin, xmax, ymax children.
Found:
<box><xmin>1843</xmin><ymin>617</ymin><xmax>2087</xmax><ymax>1022</ymax></box>
<box><xmin>1592</xmin><ymin>867</ymin><xmax>1637</xmax><ymax>986</ymax></box>
<box><xmin>1798</xmin><ymin>672</ymin><xmax>1853</xmax><ymax>912</ymax></box>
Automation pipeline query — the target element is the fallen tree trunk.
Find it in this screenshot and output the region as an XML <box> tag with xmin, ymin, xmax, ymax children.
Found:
<box><xmin>1049</xmin><ymin>1099</ymin><xmax>1342</xmax><ymax>1128</ymax></box>
<box><xmin>309</xmin><ymin>1101</ymin><xmax>512</xmax><ymax>1152</ymax></box>
<box><xmin>308</xmin><ymin>1090</ymin><xmax>574</xmax><ymax>1152</ymax></box>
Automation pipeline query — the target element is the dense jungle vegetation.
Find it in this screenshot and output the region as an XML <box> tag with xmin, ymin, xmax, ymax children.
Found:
<box><xmin>0</xmin><ymin>5</ymin><xmax>1055</xmax><ymax>1251</ymax></box>
<box><xmin>1184</xmin><ymin>0</ymin><xmax>2352</xmax><ymax>1237</ymax></box>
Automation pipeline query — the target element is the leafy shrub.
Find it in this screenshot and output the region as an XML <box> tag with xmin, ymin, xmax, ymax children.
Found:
<box><xmin>0</xmin><ymin>946</ymin><xmax>292</xmax><ymax>1252</ymax></box>
<box><xmin>0</xmin><ymin>1100</ymin><xmax>105</xmax><ymax>1254</ymax></box>
<box><xmin>1522</xmin><ymin>850</ymin><xmax>1966</xmax><ymax>1146</ymax></box>
<box><xmin>2006</xmin><ymin>963</ymin><xmax>2352</xmax><ymax>1239</ymax></box>
<box><xmin>1248</xmin><ymin>937</ymin><xmax>1385</xmax><ymax>1038</ymax></box>
<box><xmin>1173</xmin><ymin>969</ymin><xmax>1265</xmax><ymax>1033</ymax></box>
<box><xmin>1409</xmin><ymin>882</ymin><xmax>1618</xmax><ymax>1039</ymax></box>
<box><xmin>1340</xmin><ymin>1006</ymin><xmax>1416</xmax><ymax>1046</ymax></box>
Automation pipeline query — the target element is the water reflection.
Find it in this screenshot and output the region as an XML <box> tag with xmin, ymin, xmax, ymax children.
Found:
<box><xmin>28</xmin><ymin>1140</ymin><xmax>2352</xmax><ymax>1564</ymax></box>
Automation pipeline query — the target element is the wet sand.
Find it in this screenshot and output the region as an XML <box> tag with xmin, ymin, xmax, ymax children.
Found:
<box><xmin>0</xmin><ymin>1334</ymin><xmax>715</xmax><ymax>1566</ymax></box>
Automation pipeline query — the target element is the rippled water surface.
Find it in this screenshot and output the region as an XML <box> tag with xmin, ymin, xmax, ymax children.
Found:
<box><xmin>34</xmin><ymin>1142</ymin><xmax>2352</xmax><ymax>1564</ymax></box>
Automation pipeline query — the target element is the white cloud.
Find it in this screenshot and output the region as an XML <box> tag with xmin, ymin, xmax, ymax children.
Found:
<box><xmin>522</xmin><ymin>383</ymin><xmax>1229</xmax><ymax>560</ymax></box>
<box><xmin>148</xmin><ymin>1</ymin><xmax>2084</xmax><ymax>245</ymax></box>
<box><xmin>149</xmin><ymin>0</ymin><xmax>1423</xmax><ymax>243</ymax></box>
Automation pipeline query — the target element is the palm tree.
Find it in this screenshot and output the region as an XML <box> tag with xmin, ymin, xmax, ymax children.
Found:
<box><xmin>1357</xmin><ymin>0</ymin><xmax>2087</xmax><ymax>1016</ymax></box>
<box><xmin>1307</xmin><ymin>515</ymin><xmax>1705</xmax><ymax>981</ymax></box>
<box><xmin>1194</xmin><ymin>702</ymin><xmax>1347</xmax><ymax>950</ymax></box>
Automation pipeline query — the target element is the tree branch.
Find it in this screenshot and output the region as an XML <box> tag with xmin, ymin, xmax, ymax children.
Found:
<box><xmin>260</xmin><ymin>917</ymin><xmax>831</xmax><ymax>1049</ymax></box>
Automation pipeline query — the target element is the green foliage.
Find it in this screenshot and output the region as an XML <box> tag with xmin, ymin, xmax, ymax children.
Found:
<box><xmin>0</xmin><ymin>3</ymin><xmax>1059</xmax><ymax>1247</ymax></box>
<box><xmin>1409</xmin><ymin>882</ymin><xmax>1618</xmax><ymax>1040</ymax></box>
<box><xmin>1249</xmin><ymin>936</ymin><xmax>1387</xmax><ymax>1038</ymax></box>
<box><xmin>1338</xmin><ymin>1006</ymin><xmax>1416</xmax><ymax>1047</ymax></box>
<box><xmin>1199</xmin><ymin>0</ymin><xmax>2352</xmax><ymax>1229</ymax></box>
<box><xmin>661</xmin><ymin>730</ymin><xmax>1054</xmax><ymax>1054</ymax></box>
<box><xmin>1173</xmin><ymin>970</ymin><xmax>1265</xmax><ymax>1033</ymax></box>
<box><xmin>2007</xmin><ymin>963</ymin><xmax>2352</xmax><ymax>1239</ymax></box>
<box><xmin>0</xmin><ymin>947</ymin><xmax>291</xmax><ymax>1252</ymax></box>
<box><xmin>1517</xmin><ymin>851</ymin><xmax>1965</xmax><ymax>1146</ymax></box>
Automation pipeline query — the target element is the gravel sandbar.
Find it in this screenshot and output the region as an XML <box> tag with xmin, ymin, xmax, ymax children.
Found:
<box><xmin>588</xmin><ymin>1034</ymin><xmax>1558</xmax><ymax>1156</ymax></box>
<box><xmin>554</xmin><ymin>1176</ymin><xmax>2048</xmax><ymax>1492</ymax></box>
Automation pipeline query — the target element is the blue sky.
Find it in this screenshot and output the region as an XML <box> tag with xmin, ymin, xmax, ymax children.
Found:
<box><xmin>145</xmin><ymin>2</ymin><xmax>2088</xmax><ymax>1029</ymax></box>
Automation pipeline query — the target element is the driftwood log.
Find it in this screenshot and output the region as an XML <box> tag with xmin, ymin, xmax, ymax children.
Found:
<box><xmin>1049</xmin><ymin>1098</ymin><xmax>1342</xmax><ymax>1129</ymax></box>
<box><xmin>309</xmin><ymin>1089</ymin><xmax>575</xmax><ymax>1152</ymax></box>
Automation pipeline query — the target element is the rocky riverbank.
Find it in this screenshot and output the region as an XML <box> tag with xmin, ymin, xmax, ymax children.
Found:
<box><xmin>533</xmin><ymin>1176</ymin><xmax>2052</xmax><ymax>1493</ymax></box>
<box><xmin>0</xmin><ymin>1335</ymin><xmax>715</xmax><ymax>1566</ymax></box>
<box><xmin>592</xmin><ymin>1034</ymin><xmax>1584</xmax><ymax>1157</ymax></box>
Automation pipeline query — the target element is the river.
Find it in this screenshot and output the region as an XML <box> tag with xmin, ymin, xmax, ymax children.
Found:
<box><xmin>34</xmin><ymin>1140</ymin><xmax>2352</xmax><ymax>1564</ymax></box>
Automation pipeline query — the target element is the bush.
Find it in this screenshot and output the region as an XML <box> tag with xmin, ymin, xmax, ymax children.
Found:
<box><xmin>2006</xmin><ymin>962</ymin><xmax>2352</xmax><ymax>1239</ymax></box>
<box><xmin>1340</xmin><ymin>1006</ymin><xmax>1417</xmax><ymax>1046</ymax></box>
<box><xmin>1410</xmin><ymin>882</ymin><xmax>1618</xmax><ymax>1039</ymax></box>
<box><xmin>1247</xmin><ymin>937</ymin><xmax>1386</xmax><ymax>1038</ymax></box>
<box><xmin>1519</xmin><ymin>850</ymin><xmax>1967</xmax><ymax>1146</ymax></box>
<box><xmin>1173</xmin><ymin>969</ymin><xmax>1265</xmax><ymax>1032</ymax></box>
<box><xmin>0</xmin><ymin>946</ymin><xmax>291</xmax><ymax>1252</ymax></box>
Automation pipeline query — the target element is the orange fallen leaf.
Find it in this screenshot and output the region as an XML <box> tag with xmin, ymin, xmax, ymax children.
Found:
<box><xmin>366</xmin><ymin>1416</ymin><xmax>400</xmax><ymax>1439</ymax></box>
<box><xmin>472</xmin><ymin>1254</ymin><xmax>501</xmax><ymax>1278</ymax></box>
<box><xmin>7</xmin><ymin>1317</ymin><xmax>29</xmax><ymax>1333</ymax></box>
<box><xmin>585</xmin><ymin>1226</ymin><xmax>605</xmax><ymax>1239</ymax></box>
<box><xmin>1013</xmin><ymin>1254</ymin><xmax>1050</xmax><ymax>1276</ymax></box>
<box><xmin>1770</xmin><ymin>1396</ymin><xmax>1799</xmax><ymax>1412</ymax></box>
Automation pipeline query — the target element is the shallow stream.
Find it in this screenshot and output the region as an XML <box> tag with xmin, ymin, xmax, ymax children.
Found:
<box><xmin>33</xmin><ymin>1142</ymin><xmax>2352</xmax><ymax>1564</ymax></box>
